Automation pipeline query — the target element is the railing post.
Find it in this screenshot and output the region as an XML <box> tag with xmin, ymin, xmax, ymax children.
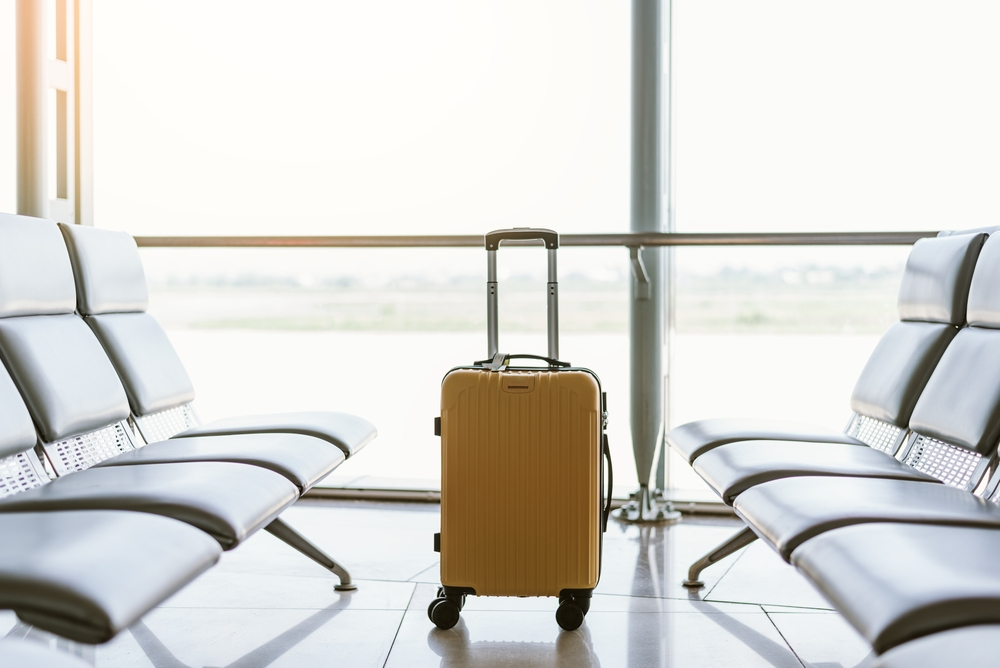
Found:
<box><xmin>614</xmin><ymin>0</ymin><xmax>680</xmax><ymax>524</ymax></box>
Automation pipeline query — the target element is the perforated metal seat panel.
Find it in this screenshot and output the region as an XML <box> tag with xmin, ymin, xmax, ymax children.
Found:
<box><xmin>42</xmin><ymin>422</ymin><xmax>135</xmax><ymax>476</ymax></box>
<box><xmin>901</xmin><ymin>434</ymin><xmax>985</xmax><ymax>489</ymax></box>
<box><xmin>733</xmin><ymin>476</ymin><xmax>1000</xmax><ymax>560</ymax></box>
<box><xmin>665</xmin><ymin>418</ymin><xmax>862</xmax><ymax>464</ymax></box>
<box><xmin>134</xmin><ymin>404</ymin><xmax>199</xmax><ymax>443</ymax></box>
<box><xmin>692</xmin><ymin>440</ymin><xmax>935</xmax><ymax>505</ymax></box>
<box><xmin>0</xmin><ymin>451</ymin><xmax>47</xmax><ymax>500</ymax></box>
<box><xmin>845</xmin><ymin>414</ymin><xmax>906</xmax><ymax>454</ymax></box>
<box><xmin>792</xmin><ymin>524</ymin><xmax>1000</xmax><ymax>654</ymax></box>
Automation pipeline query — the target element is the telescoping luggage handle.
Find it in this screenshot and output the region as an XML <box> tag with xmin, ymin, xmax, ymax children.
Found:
<box><xmin>485</xmin><ymin>228</ymin><xmax>560</xmax><ymax>361</ymax></box>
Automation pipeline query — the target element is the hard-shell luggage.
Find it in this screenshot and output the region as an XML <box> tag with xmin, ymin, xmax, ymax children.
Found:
<box><xmin>429</xmin><ymin>228</ymin><xmax>613</xmax><ymax>632</ymax></box>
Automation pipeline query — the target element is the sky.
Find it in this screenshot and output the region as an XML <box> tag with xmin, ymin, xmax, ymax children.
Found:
<box><xmin>2</xmin><ymin>1</ymin><xmax>1000</xmax><ymax>279</ymax></box>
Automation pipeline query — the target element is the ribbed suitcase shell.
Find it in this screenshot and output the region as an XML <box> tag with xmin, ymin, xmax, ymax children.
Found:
<box><xmin>440</xmin><ymin>366</ymin><xmax>602</xmax><ymax>597</ymax></box>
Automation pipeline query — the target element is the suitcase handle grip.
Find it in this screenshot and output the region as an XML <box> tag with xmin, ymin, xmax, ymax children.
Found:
<box><xmin>486</xmin><ymin>228</ymin><xmax>560</xmax><ymax>359</ymax></box>
<box><xmin>473</xmin><ymin>353</ymin><xmax>570</xmax><ymax>370</ymax></box>
<box><xmin>485</xmin><ymin>228</ymin><xmax>559</xmax><ymax>250</ymax></box>
<box><xmin>602</xmin><ymin>433</ymin><xmax>613</xmax><ymax>532</ymax></box>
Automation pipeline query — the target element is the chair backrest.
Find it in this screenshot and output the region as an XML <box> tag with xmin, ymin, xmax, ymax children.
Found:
<box><xmin>898</xmin><ymin>232</ymin><xmax>1000</xmax><ymax>491</ymax></box>
<box><xmin>61</xmin><ymin>223</ymin><xmax>200</xmax><ymax>442</ymax></box>
<box><xmin>0</xmin><ymin>214</ymin><xmax>136</xmax><ymax>477</ymax></box>
<box><xmin>844</xmin><ymin>232</ymin><xmax>986</xmax><ymax>453</ymax></box>
<box><xmin>0</xmin><ymin>351</ymin><xmax>48</xmax><ymax>499</ymax></box>
<box><xmin>936</xmin><ymin>225</ymin><xmax>1000</xmax><ymax>238</ymax></box>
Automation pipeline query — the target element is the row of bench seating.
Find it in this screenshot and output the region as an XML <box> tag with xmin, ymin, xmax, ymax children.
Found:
<box><xmin>667</xmin><ymin>227</ymin><xmax>1000</xmax><ymax>664</ymax></box>
<box><xmin>0</xmin><ymin>213</ymin><xmax>377</xmax><ymax>665</ymax></box>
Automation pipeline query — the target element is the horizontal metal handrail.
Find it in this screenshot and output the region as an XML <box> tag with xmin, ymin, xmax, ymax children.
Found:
<box><xmin>134</xmin><ymin>231</ymin><xmax>938</xmax><ymax>248</ymax></box>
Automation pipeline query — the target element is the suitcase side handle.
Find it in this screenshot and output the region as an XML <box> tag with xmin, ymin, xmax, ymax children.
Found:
<box><xmin>602</xmin><ymin>433</ymin><xmax>613</xmax><ymax>533</ymax></box>
<box><xmin>485</xmin><ymin>228</ymin><xmax>560</xmax><ymax>359</ymax></box>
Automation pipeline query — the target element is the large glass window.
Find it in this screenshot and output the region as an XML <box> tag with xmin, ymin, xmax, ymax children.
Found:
<box><xmin>668</xmin><ymin>0</ymin><xmax>1000</xmax><ymax>491</ymax></box>
<box><xmin>83</xmin><ymin>1</ymin><xmax>1000</xmax><ymax>494</ymax></box>
<box><xmin>92</xmin><ymin>1</ymin><xmax>629</xmax><ymax>237</ymax></box>
<box><xmin>674</xmin><ymin>0</ymin><xmax>1000</xmax><ymax>235</ymax></box>
<box><xmin>94</xmin><ymin>2</ymin><xmax>638</xmax><ymax>488</ymax></box>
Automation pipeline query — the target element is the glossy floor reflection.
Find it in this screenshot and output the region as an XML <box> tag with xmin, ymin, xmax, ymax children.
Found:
<box><xmin>2</xmin><ymin>500</ymin><xmax>875</xmax><ymax>667</ymax></box>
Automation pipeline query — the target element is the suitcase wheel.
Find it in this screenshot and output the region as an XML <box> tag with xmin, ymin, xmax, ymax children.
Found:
<box><xmin>435</xmin><ymin>587</ymin><xmax>467</xmax><ymax>610</ymax></box>
<box><xmin>428</xmin><ymin>597</ymin><xmax>461</xmax><ymax>630</ymax></box>
<box><xmin>559</xmin><ymin>593</ymin><xmax>591</xmax><ymax>615</ymax></box>
<box><xmin>555</xmin><ymin>599</ymin><xmax>585</xmax><ymax>631</ymax></box>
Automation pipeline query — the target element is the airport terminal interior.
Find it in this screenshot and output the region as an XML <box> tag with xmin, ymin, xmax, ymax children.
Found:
<box><xmin>3</xmin><ymin>1</ymin><xmax>1000</xmax><ymax>667</ymax></box>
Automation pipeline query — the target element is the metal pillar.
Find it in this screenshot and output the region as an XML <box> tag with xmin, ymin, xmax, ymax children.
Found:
<box><xmin>16</xmin><ymin>0</ymin><xmax>48</xmax><ymax>218</ymax></box>
<box><xmin>16</xmin><ymin>0</ymin><xmax>87</xmax><ymax>224</ymax></box>
<box><xmin>74</xmin><ymin>0</ymin><xmax>94</xmax><ymax>226</ymax></box>
<box><xmin>614</xmin><ymin>0</ymin><xmax>679</xmax><ymax>525</ymax></box>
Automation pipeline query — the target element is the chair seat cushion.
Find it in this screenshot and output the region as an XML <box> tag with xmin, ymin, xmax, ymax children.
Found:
<box><xmin>734</xmin><ymin>476</ymin><xmax>1000</xmax><ymax>560</ymax></box>
<box><xmin>176</xmin><ymin>411</ymin><xmax>377</xmax><ymax>458</ymax></box>
<box><xmin>792</xmin><ymin>524</ymin><xmax>1000</xmax><ymax>654</ymax></box>
<box><xmin>97</xmin><ymin>432</ymin><xmax>345</xmax><ymax>492</ymax></box>
<box><xmin>0</xmin><ymin>511</ymin><xmax>220</xmax><ymax>644</ymax></box>
<box><xmin>693</xmin><ymin>440</ymin><xmax>936</xmax><ymax>504</ymax></box>
<box><xmin>0</xmin><ymin>462</ymin><xmax>297</xmax><ymax>549</ymax></box>
<box><xmin>666</xmin><ymin>418</ymin><xmax>861</xmax><ymax>464</ymax></box>
<box><xmin>871</xmin><ymin>625</ymin><xmax>1000</xmax><ymax>668</ymax></box>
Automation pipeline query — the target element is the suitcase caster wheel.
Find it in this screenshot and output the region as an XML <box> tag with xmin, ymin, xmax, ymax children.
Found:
<box><xmin>427</xmin><ymin>597</ymin><xmax>443</xmax><ymax>619</ymax></box>
<box><xmin>556</xmin><ymin>600</ymin><xmax>584</xmax><ymax>631</ymax></box>
<box><xmin>559</xmin><ymin>594</ymin><xmax>591</xmax><ymax>615</ymax></box>
<box><xmin>429</xmin><ymin>598</ymin><xmax>461</xmax><ymax>630</ymax></box>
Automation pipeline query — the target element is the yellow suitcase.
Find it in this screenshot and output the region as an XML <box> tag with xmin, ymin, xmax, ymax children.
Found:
<box><xmin>429</xmin><ymin>228</ymin><xmax>612</xmax><ymax>632</ymax></box>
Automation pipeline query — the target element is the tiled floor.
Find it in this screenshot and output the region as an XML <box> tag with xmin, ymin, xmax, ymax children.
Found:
<box><xmin>0</xmin><ymin>499</ymin><xmax>876</xmax><ymax>667</ymax></box>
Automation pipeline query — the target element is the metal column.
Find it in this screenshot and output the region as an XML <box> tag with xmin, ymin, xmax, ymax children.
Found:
<box><xmin>74</xmin><ymin>0</ymin><xmax>94</xmax><ymax>226</ymax></box>
<box><xmin>16</xmin><ymin>0</ymin><xmax>48</xmax><ymax>218</ymax></box>
<box><xmin>614</xmin><ymin>0</ymin><xmax>679</xmax><ymax>524</ymax></box>
<box><xmin>16</xmin><ymin>0</ymin><xmax>88</xmax><ymax>224</ymax></box>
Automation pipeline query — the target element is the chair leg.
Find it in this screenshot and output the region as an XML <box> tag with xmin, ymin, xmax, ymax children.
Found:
<box><xmin>683</xmin><ymin>526</ymin><xmax>757</xmax><ymax>588</ymax></box>
<box><xmin>265</xmin><ymin>518</ymin><xmax>357</xmax><ymax>591</ymax></box>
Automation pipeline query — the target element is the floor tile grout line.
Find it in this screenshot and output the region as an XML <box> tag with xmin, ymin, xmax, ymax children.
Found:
<box><xmin>157</xmin><ymin>606</ymin><xmax>415</xmax><ymax>612</ymax></box>
<box><xmin>382</xmin><ymin>582</ymin><xmax>419</xmax><ymax>667</ymax></box>
<box><xmin>762</xmin><ymin>605</ymin><xmax>809</xmax><ymax>668</ymax></box>
<box><xmin>709</xmin><ymin>600</ymin><xmax>834</xmax><ymax>612</ymax></box>
<box><xmin>758</xmin><ymin>604</ymin><xmax>836</xmax><ymax>612</ymax></box>
<box><xmin>210</xmin><ymin>574</ymin><xmax>435</xmax><ymax>585</ymax></box>
<box><xmin>593</xmin><ymin>590</ymin><xmax>765</xmax><ymax>604</ymax></box>
<box><xmin>404</xmin><ymin>562</ymin><xmax>440</xmax><ymax>582</ymax></box>
<box><xmin>702</xmin><ymin>537</ymin><xmax>754</xmax><ymax>599</ymax></box>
